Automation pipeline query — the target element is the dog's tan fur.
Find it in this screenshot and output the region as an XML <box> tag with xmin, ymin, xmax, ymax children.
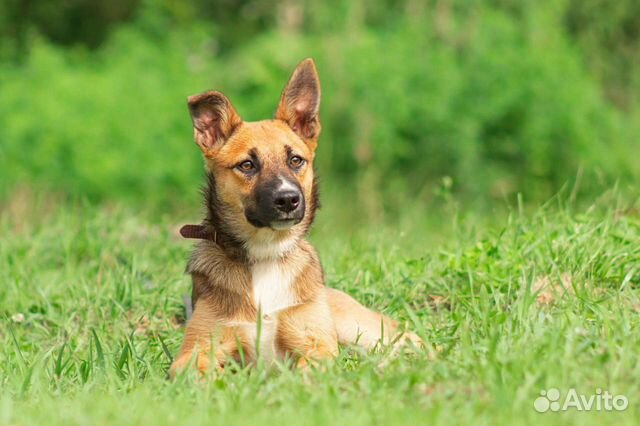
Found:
<box><xmin>170</xmin><ymin>59</ymin><xmax>419</xmax><ymax>377</ymax></box>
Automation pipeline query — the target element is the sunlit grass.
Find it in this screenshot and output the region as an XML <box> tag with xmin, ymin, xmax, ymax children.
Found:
<box><xmin>1</xmin><ymin>191</ymin><xmax>639</xmax><ymax>425</ymax></box>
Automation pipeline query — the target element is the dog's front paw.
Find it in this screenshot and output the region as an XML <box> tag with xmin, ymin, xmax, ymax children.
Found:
<box><xmin>169</xmin><ymin>352</ymin><xmax>213</xmax><ymax>380</ymax></box>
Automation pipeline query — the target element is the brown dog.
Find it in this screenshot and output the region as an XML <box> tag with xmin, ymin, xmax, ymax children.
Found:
<box><xmin>170</xmin><ymin>59</ymin><xmax>420</xmax><ymax>377</ymax></box>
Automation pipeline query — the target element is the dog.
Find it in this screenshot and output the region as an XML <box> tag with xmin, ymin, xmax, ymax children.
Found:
<box><xmin>170</xmin><ymin>58</ymin><xmax>421</xmax><ymax>377</ymax></box>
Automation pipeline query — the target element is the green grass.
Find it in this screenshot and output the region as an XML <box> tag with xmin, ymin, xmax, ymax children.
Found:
<box><xmin>1</xmin><ymin>190</ymin><xmax>639</xmax><ymax>426</ymax></box>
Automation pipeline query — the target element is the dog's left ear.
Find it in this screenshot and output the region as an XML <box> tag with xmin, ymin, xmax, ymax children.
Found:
<box><xmin>276</xmin><ymin>58</ymin><xmax>321</xmax><ymax>145</ymax></box>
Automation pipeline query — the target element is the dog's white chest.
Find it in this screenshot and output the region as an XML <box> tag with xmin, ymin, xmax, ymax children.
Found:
<box><xmin>246</xmin><ymin>261</ymin><xmax>296</xmax><ymax>363</ymax></box>
<box><xmin>250</xmin><ymin>261</ymin><xmax>296</xmax><ymax>315</ymax></box>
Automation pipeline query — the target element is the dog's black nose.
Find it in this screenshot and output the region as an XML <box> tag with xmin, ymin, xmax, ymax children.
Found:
<box><xmin>274</xmin><ymin>190</ymin><xmax>301</xmax><ymax>213</ymax></box>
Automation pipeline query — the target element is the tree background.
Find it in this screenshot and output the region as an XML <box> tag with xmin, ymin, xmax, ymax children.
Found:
<box><xmin>1</xmin><ymin>0</ymin><xmax>639</xmax><ymax>214</ymax></box>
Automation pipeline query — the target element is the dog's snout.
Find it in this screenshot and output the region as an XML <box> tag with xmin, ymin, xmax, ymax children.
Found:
<box><xmin>245</xmin><ymin>177</ymin><xmax>305</xmax><ymax>228</ymax></box>
<box><xmin>274</xmin><ymin>190</ymin><xmax>301</xmax><ymax>213</ymax></box>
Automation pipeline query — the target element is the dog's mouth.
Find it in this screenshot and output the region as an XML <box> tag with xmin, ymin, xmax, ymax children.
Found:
<box><xmin>269</xmin><ymin>218</ymin><xmax>301</xmax><ymax>231</ymax></box>
<box><xmin>245</xmin><ymin>211</ymin><xmax>304</xmax><ymax>230</ymax></box>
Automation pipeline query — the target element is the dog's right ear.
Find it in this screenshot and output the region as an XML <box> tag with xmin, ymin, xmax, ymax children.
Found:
<box><xmin>187</xmin><ymin>91</ymin><xmax>242</xmax><ymax>157</ymax></box>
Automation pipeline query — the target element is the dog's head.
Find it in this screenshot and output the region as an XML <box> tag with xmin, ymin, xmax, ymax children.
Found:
<box><xmin>187</xmin><ymin>59</ymin><xmax>321</xmax><ymax>256</ymax></box>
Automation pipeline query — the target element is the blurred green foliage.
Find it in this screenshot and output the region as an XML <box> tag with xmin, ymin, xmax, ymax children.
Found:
<box><xmin>0</xmin><ymin>0</ymin><xmax>639</xmax><ymax>208</ymax></box>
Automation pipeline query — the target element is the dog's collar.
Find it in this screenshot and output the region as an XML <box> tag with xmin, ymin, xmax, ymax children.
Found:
<box><xmin>179</xmin><ymin>224</ymin><xmax>218</xmax><ymax>242</ymax></box>
<box><xmin>179</xmin><ymin>224</ymin><xmax>246</xmax><ymax>259</ymax></box>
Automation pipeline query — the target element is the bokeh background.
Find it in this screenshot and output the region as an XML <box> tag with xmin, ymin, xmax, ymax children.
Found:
<box><xmin>1</xmin><ymin>0</ymin><xmax>639</xmax><ymax>218</ymax></box>
<box><xmin>3</xmin><ymin>3</ymin><xmax>640</xmax><ymax>424</ymax></box>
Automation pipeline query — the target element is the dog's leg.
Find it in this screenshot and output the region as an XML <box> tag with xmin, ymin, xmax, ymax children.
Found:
<box><xmin>169</xmin><ymin>298</ymin><xmax>240</xmax><ymax>379</ymax></box>
<box><xmin>276</xmin><ymin>300</ymin><xmax>339</xmax><ymax>368</ymax></box>
<box><xmin>325</xmin><ymin>287</ymin><xmax>422</xmax><ymax>350</ymax></box>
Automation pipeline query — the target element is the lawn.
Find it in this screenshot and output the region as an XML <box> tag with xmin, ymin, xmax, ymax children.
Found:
<box><xmin>1</xmin><ymin>190</ymin><xmax>639</xmax><ymax>425</ymax></box>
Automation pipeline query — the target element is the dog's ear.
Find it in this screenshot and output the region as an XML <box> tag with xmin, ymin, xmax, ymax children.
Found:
<box><xmin>276</xmin><ymin>58</ymin><xmax>321</xmax><ymax>144</ymax></box>
<box><xmin>188</xmin><ymin>91</ymin><xmax>242</xmax><ymax>156</ymax></box>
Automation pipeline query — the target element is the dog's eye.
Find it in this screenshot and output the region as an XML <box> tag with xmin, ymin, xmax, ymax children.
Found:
<box><xmin>237</xmin><ymin>160</ymin><xmax>256</xmax><ymax>172</ymax></box>
<box><xmin>289</xmin><ymin>156</ymin><xmax>305</xmax><ymax>168</ymax></box>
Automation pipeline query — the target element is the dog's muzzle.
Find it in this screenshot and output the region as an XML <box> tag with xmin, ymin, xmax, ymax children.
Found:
<box><xmin>245</xmin><ymin>176</ymin><xmax>305</xmax><ymax>229</ymax></box>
